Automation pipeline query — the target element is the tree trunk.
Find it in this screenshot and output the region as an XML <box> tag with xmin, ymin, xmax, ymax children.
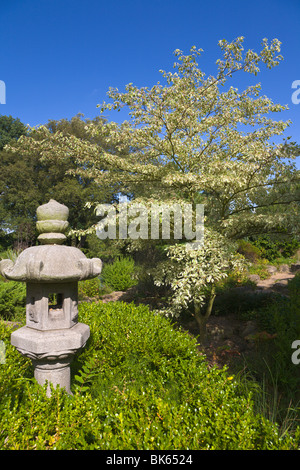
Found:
<box><xmin>194</xmin><ymin>286</ymin><xmax>216</xmax><ymax>345</ymax></box>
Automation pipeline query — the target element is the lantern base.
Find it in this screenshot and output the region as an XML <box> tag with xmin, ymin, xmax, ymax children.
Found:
<box><xmin>11</xmin><ymin>322</ymin><xmax>90</xmax><ymax>396</ymax></box>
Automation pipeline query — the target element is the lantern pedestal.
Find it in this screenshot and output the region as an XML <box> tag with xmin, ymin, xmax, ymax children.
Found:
<box><xmin>11</xmin><ymin>322</ymin><xmax>90</xmax><ymax>396</ymax></box>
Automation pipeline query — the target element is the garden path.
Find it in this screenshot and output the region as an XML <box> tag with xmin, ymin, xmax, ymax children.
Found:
<box><xmin>255</xmin><ymin>271</ymin><xmax>295</xmax><ymax>294</ymax></box>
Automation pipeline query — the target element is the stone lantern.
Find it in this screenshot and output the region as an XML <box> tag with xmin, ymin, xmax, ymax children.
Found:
<box><xmin>0</xmin><ymin>199</ymin><xmax>102</xmax><ymax>396</ymax></box>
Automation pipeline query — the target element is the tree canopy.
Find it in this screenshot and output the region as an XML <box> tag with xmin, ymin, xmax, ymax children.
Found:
<box><xmin>0</xmin><ymin>115</ymin><xmax>121</xmax><ymax>247</ymax></box>
<box><xmin>9</xmin><ymin>37</ymin><xmax>299</xmax><ymax>240</ymax></box>
<box><xmin>0</xmin><ymin>115</ymin><xmax>28</xmax><ymax>151</ymax></box>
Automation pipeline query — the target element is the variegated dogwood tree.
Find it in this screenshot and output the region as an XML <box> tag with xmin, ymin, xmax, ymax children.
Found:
<box><xmin>9</xmin><ymin>37</ymin><xmax>299</xmax><ymax>341</ymax></box>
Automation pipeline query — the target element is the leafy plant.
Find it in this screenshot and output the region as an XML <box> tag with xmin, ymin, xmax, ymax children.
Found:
<box><xmin>247</xmin><ymin>261</ymin><xmax>270</xmax><ymax>280</ymax></box>
<box><xmin>235</xmin><ymin>273</ymin><xmax>300</xmax><ymax>412</ymax></box>
<box><xmin>251</xmin><ymin>236</ymin><xmax>300</xmax><ymax>262</ymax></box>
<box><xmin>0</xmin><ymin>280</ymin><xmax>26</xmax><ymax>321</ymax></box>
<box><xmin>237</xmin><ymin>240</ymin><xmax>263</xmax><ymax>263</ymax></box>
<box><xmin>78</xmin><ymin>277</ymin><xmax>102</xmax><ymax>300</ymax></box>
<box><xmin>101</xmin><ymin>256</ymin><xmax>137</xmax><ymax>291</ymax></box>
<box><xmin>152</xmin><ymin>230</ymin><xmax>246</xmax><ymax>342</ymax></box>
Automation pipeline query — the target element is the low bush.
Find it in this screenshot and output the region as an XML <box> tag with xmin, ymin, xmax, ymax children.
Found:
<box><xmin>78</xmin><ymin>277</ymin><xmax>102</xmax><ymax>300</ymax></box>
<box><xmin>212</xmin><ymin>287</ymin><xmax>277</xmax><ymax>317</ymax></box>
<box><xmin>251</xmin><ymin>236</ymin><xmax>300</xmax><ymax>262</ymax></box>
<box><xmin>247</xmin><ymin>260</ymin><xmax>270</xmax><ymax>280</ymax></box>
<box><xmin>0</xmin><ymin>302</ymin><xmax>299</xmax><ymax>450</ymax></box>
<box><xmin>101</xmin><ymin>256</ymin><xmax>137</xmax><ymax>291</ymax></box>
<box><xmin>237</xmin><ymin>240</ymin><xmax>262</xmax><ymax>263</ymax></box>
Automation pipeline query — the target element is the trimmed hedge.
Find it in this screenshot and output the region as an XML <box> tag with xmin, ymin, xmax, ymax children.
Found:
<box><xmin>0</xmin><ymin>301</ymin><xmax>299</xmax><ymax>450</ymax></box>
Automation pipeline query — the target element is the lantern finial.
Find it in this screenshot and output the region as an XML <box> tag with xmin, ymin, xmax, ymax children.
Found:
<box><xmin>36</xmin><ymin>199</ymin><xmax>69</xmax><ymax>245</ymax></box>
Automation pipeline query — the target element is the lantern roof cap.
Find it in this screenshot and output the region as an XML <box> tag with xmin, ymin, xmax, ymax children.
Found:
<box><xmin>0</xmin><ymin>200</ymin><xmax>102</xmax><ymax>282</ymax></box>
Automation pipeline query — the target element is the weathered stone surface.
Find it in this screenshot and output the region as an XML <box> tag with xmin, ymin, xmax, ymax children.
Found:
<box><xmin>278</xmin><ymin>264</ymin><xmax>290</xmax><ymax>273</ymax></box>
<box><xmin>248</xmin><ymin>274</ymin><xmax>260</xmax><ymax>282</ymax></box>
<box><xmin>1</xmin><ymin>199</ymin><xmax>101</xmax><ymax>396</ymax></box>
<box><xmin>11</xmin><ymin>322</ymin><xmax>90</xmax><ymax>358</ymax></box>
<box><xmin>26</xmin><ymin>281</ymin><xmax>78</xmax><ymax>330</ymax></box>
<box><xmin>36</xmin><ymin>199</ymin><xmax>69</xmax><ymax>221</ymax></box>
<box><xmin>36</xmin><ymin>199</ymin><xmax>69</xmax><ymax>245</ymax></box>
<box><xmin>0</xmin><ymin>245</ymin><xmax>102</xmax><ymax>282</ymax></box>
<box><xmin>11</xmin><ymin>322</ymin><xmax>90</xmax><ymax>397</ymax></box>
<box><xmin>266</xmin><ymin>265</ymin><xmax>277</xmax><ymax>275</ymax></box>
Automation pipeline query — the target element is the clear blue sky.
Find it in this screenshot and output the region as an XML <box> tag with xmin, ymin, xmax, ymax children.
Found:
<box><xmin>1</xmin><ymin>0</ymin><xmax>300</xmax><ymax>167</ymax></box>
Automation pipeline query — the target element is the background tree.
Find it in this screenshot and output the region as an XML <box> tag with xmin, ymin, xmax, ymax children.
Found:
<box><xmin>0</xmin><ymin>115</ymin><xmax>29</xmax><ymax>248</ymax></box>
<box><xmin>0</xmin><ymin>114</ymin><xmax>121</xmax><ymax>249</ymax></box>
<box><xmin>0</xmin><ymin>115</ymin><xmax>27</xmax><ymax>151</ymax></box>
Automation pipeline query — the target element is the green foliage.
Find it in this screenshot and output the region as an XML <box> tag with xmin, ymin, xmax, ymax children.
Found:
<box><xmin>237</xmin><ymin>239</ymin><xmax>263</xmax><ymax>263</ymax></box>
<box><xmin>255</xmin><ymin>274</ymin><xmax>300</xmax><ymax>336</ymax></box>
<box><xmin>235</xmin><ymin>273</ymin><xmax>300</xmax><ymax>404</ymax></box>
<box><xmin>251</xmin><ymin>236</ymin><xmax>300</xmax><ymax>262</ymax></box>
<box><xmin>152</xmin><ymin>230</ymin><xmax>246</xmax><ymax>344</ymax></box>
<box><xmin>0</xmin><ymin>115</ymin><xmax>27</xmax><ymax>151</ymax></box>
<box><xmin>0</xmin><ymin>114</ymin><xmax>120</xmax><ymax>244</ymax></box>
<box><xmin>288</xmin><ymin>272</ymin><xmax>300</xmax><ymax>313</ymax></box>
<box><xmin>78</xmin><ymin>277</ymin><xmax>113</xmax><ymax>300</ymax></box>
<box><xmin>101</xmin><ymin>256</ymin><xmax>137</xmax><ymax>291</ymax></box>
<box><xmin>0</xmin><ymin>248</ymin><xmax>20</xmax><ymax>263</ymax></box>
<box><xmin>83</xmin><ymin>233</ymin><xmax>122</xmax><ymax>263</ymax></box>
<box><xmin>215</xmin><ymin>265</ymin><xmax>256</xmax><ymax>292</ymax></box>
<box><xmin>0</xmin><ymin>280</ymin><xmax>26</xmax><ymax>321</ymax></box>
<box><xmin>0</xmin><ymin>302</ymin><xmax>298</xmax><ymax>450</ymax></box>
<box><xmin>9</xmin><ymin>39</ymin><xmax>300</xmax><ymax>242</ymax></box>
<box><xmin>213</xmin><ymin>288</ymin><xmax>277</xmax><ymax>318</ymax></box>
<box><xmin>247</xmin><ymin>261</ymin><xmax>270</xmax><ymax>280</ymax></box>
<box><xmin>78</xmin><ymin>277</ymin><xmax>102</xmax><ymax>300</ymax></box>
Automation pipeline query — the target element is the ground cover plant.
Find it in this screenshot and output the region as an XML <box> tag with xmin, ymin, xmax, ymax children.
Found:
<box><xmin>0</xmin><ymin>301</ymin><xmax>299</xmax><ymax>450</ymax></box>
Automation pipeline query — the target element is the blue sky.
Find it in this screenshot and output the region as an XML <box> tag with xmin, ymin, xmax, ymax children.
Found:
<box><xmin>1</xmin><ymin>0</ymin><xmax>300</xmax><ymax>166</ymax></box>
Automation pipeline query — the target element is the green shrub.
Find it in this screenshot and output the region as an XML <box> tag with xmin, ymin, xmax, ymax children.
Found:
<box><xmin>251</xmin><ymin>236</ymin><xmax>300</xmax><ymax>262</ymax></box>
<box><xmin>288</xmin><ymin>272</ymin><xmax>300</xmax><ymax>316</ymax></box>
<box><xmin>237</xmin><ymin>240</ymin><xmax>262</xmax><ymax>263</ymax></box>
<box><xmin>247</xmin><ymin>261</ymin><xmax>270</xmax><ymax>280</ymax></box>
<box><xmin>101</xmin><ymin>256</ymin><xmax>137</xmax><ymax>291</ymax></box>
<box><xmin>0</xmin><ymin>302</ymin><xmax>299</xmax><ymax>450</ymax></box>
<box><xmin>78</xmin><ymin>277</ymin><xmax>101</xmax><ymax>300</ymax></box>
<box><xmin>0</xmin><ymin>280</ymin><xmax>26</xmax><ymax>321</ymax></box>
<box><xmin>213</xmin><ymin>288</ymin><xmax>277</xmax><ymax>317</ymax></box>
